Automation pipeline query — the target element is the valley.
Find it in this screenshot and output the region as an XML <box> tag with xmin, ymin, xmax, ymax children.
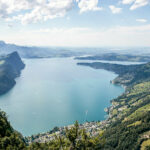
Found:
<box><xmin>0</xmin><ymin>51</ymin><xmax>150</xmax><ymax>149</ymax></box>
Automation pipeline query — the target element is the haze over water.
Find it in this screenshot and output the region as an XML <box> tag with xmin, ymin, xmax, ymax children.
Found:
<box><xmin>0</xmin><ymin>58</ymin><xmax>124</xmax><ymax>136</ymax></box>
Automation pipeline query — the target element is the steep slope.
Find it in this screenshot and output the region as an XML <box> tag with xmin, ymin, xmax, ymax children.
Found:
<box><xmin>0</xmin><ymin>110</ymin><xmax>26</xmax><ymax>149</ymax></box>
<box><xmin>102</xmin><ymin>81</ymin><xmax>150</xmax><ymax>149</ymax></box>
<box><xmin>0</xmin><ymin>52</ymin><xmax>26</xmax><ymax>149</ymax></box>
<box><xmin>0</xmin><ymin>52</ymin><xmax>25</xmax><ymax>95</ymax></box>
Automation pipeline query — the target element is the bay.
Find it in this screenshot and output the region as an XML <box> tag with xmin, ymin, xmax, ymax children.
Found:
<box><xmin>0</xmin><ymin>57</ymin><xmax>124</xmax><ymax>136</ymax></box>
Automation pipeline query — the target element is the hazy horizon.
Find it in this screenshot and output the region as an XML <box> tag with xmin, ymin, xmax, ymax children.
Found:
<box><xmin>1</xmin><ymin>40</ymin><xmax>150</xmax><ymax>49</ymax></box>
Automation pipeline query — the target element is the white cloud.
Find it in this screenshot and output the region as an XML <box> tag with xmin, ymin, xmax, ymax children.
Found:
<box><xmin>109</xmin><ymin>5</ymin><xmax>122</xmax><ymax>14</ymax></box>
<box><xmin>136</xmin><ymin>19</ymin><xmax>147</xmax><ymax>23</ymax></box>
<box><xmin>122</xmin><ymin>0</ymin><xmax>150</xmax><ymax>10</ymax></box>
<box><xmin>30</xmin><ymin>27</ymin><xmax>90</xmax><ymax>34</ymax></box>
<box><xmin>76</xmin><ymin>0</ymin><xmax>103</xmax><ymax>13</ymax></box>
<box><xmin>122</xmin><ymin>0</ymin><xmax>135</xmax><ymax>4</ymax></box>
<box><xmin>0</xmin><ymin>0</ymin><xmax>74</xmax><ymax>24</ymax></box>
<box><xmin>0</xmin><ymin>0</ymin><xmax>103</xmax><ymax>24</ymax></box>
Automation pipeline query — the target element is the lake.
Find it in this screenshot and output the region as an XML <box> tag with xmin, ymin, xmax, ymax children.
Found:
<box><xmin>0</xmin><ymin>57</ymin><xmax>124</xmax><ymax>136</ymax></box>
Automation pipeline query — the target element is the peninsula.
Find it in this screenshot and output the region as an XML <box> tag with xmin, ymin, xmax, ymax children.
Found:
<box><xmin>0</xmin><ymin>51</ymin><xmax>25</xmax><ymax>95</ymax></box>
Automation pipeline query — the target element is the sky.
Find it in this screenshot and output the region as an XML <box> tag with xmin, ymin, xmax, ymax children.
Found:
<box><xmin>0</xmin><ymin>0</ymin><xmax>150</xmax><ymax>47</ymax></box>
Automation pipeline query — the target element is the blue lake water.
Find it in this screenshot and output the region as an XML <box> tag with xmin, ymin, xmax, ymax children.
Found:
<box><xmin>0</xmin><ymin>58</ymin><xmax>124</xmax><ymax>136</ymax></box>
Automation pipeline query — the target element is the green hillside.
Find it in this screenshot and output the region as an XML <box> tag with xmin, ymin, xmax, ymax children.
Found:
<box><xmin>0</xmin><ymin>110</ymin><xmax>26</xmax><ymax>149</ymax></box>
<box><xmin>103</xmin><ymin>81</ymin><xmax>150</xmax><ymax>149</ymax></box>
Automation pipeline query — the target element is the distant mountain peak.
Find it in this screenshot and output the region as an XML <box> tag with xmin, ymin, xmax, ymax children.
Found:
<box><xmin>8</xmin><ymin>51</ymin><xmax>19</xmax><ymax>57</ymax></box>
<box><xmin>0</xmin><ymin>40</ymin><xmax>6</xmax><ymax>45</ymax></box>
<box><xmin>6</xmin><ymin>51</ymin><xmax>25</xmax><ymax>70</ymax></box>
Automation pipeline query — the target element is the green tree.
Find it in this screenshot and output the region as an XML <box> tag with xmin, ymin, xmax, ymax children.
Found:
<box><xmin>66</xmin><ymin>121</ymin><xmax>80</xmax><ymax>149</ymax></box>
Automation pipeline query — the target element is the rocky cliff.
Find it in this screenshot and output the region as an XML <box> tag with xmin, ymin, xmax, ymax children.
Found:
<box><xmin>0</xmin><ymin>52</ymin><xmax>25</xmax><ymax>95</ymax></box>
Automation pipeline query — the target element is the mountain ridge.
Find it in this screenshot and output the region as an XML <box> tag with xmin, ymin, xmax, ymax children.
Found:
<box><xmin>0</xmin><ymin>41</ymin><xmax>82</xmax><ymax>58</ymax></box>
<box><xmin>0</xmin><ymin>51</ymin><xmax>25</xmax><ymax>95</ymax></box>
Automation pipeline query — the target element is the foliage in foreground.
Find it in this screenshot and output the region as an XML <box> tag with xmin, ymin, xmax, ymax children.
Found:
<box><xmin>27</xmin><ymin>121</ymin><xmax>105</xmax><ymax>150</ymax></box>
<box><xmin>0</xmin><ymin>110</ymin><xmax>26</xmax><ymax>150</ymax></box>
<box><xmin>0</xmin><ymin>114</ymin><xmax>105</xmax><ymax>150</ymax></box>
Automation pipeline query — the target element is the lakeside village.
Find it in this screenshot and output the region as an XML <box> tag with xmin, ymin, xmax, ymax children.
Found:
<box><xmin>25</xmin><ymin>119</ymin><xmax>110</xmax><ymax>144</ymax></box>
<box><xmin>25</xmin><ymin>80</ymin><xmax>124</xmax><ymax>144</ymax></box>
<box><xmin>25</xmin><ymin>104</ymin><xmax>117</xmax><ymax>144</ymax></box>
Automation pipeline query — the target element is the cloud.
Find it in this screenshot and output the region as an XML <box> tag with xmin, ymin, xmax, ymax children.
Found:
<box><xmin>109</xmin><ymin>5</ymin><xmax>122</xmax><ymax>14</ymax></box>
<box><xmin>8</xmin><ymin>23</ymin><xmax>13</xmax><ymax>28</ymax></box>
<box><xmin>2</xmin><ymin>25</ymin><xmax>150</xmax><ymax>47</ymax></box>
<box><xmin>30</xmin><ymin>27</ymin><xmax>90</xmax><ymax>33</ymax></box>
<box><xmin>136</xmin><ymin>19</ymin><xmax>147</xmax><ymax>23</ymax></box>
<box><xmin>0</xmin><ymin>0</ymin><xmax>103</xmax><ymax>24</ymax></box>
<box><xmin>0</xmin><ymin>0</ymin><xmax>74</xmax><ymax>24</ymax></box>
<box><xmin>122</xmin><ymin>0</ymin><xmax>149</xmax><ymax>10</ymax></box>
<box><xmin>122</xmin><ymin>0</ymin><xmax>135</xmax><ymax>4</ymax></box>
<box><xmin>74</xmin><ymin>0</ymin><xmax>102</xmax><ymax>13</ymax></box>
<box><xmin>0</xmin><ymin>2</ymin><xmax>9</xmax><ymax>18</ymax></box>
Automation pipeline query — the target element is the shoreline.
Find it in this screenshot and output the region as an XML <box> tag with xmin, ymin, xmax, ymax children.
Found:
<box><xmin>26</xmin><ymin>75</ymin><xmax>126</xmax><ymax>144</ymax></box>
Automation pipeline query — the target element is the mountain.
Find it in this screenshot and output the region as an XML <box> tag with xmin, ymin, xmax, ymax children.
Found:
<box><xmin>0</xmin><ymin>52</ymin><xmax>25</xmax><ymax>95</ymax></box>
<box><xmin>75</xmin><ymin>53</ymin><xmax>150</xmax><ymax>62</ymax></box>
<box><xmin>1</xmin><ymin>41</ymin><xmax>150</xmax><ymax>59</ymax></box>
<box><xmin>0</xmin><ymin>41</ymin><xmax>82</xmax><ymax>58</ymax></box>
